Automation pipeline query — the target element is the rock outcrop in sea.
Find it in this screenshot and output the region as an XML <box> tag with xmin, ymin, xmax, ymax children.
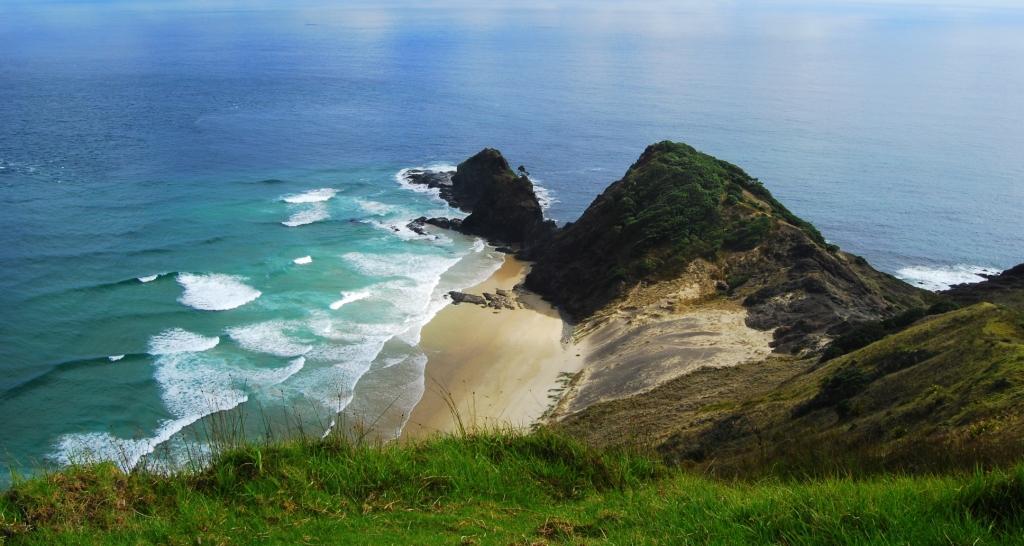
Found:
<box><xmin>404</xmin><ymin>148</ymin><xmax>555</xmax><ymax>246</ymax></box>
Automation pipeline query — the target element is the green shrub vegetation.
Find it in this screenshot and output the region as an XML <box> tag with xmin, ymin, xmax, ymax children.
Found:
<box><xmin>528</xmin><ymin>141</ymin><xmax>833</xmax><ymax>311</ymax></box>
<box><xmin>2</xmin><ymin>428</ymin><xmax>1024</xmax><ymax>545</ymax></box>
<box><xmin>607</xmin><ymin>142</ymin><xmax>825</xmax><ymax>283</ymax></box>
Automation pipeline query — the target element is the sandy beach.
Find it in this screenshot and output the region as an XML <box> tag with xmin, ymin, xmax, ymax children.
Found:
<box><xmin>400</xmin><ymin>256</ymin><xmax>583</xmax><ymax>440</ymax></box>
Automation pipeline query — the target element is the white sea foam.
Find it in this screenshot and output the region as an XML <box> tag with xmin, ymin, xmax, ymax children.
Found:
<box><xmin>281</xmin><ymin>188</ymin><xmax>337</xmax><ymax>204</ymax></box>
<box><xmin>282</xmin><ymin>202</ymin><xmax>329</xmax><ymax>227</ymax></box>
<box><xmin>227</xmin><ymin>321</ymin><xmax>312</xmax><ymax>357</ymax></box>
<box><xmin>54</xmin><ymin>354</ymin><xmax>305</xmax><ymax>471</ymax></box>
<box><xmin>356</xmin><ymin>198</ymin><xmax>394</xmax><ymax>215</ymax></box>
<box><xmin>895</xmin><ymin>264</ymin><xmax>1002</xmax><ymax>292</ymax></box>
<box><xmin>293</xmin><ymin>255</ymin><xmax>313</xmax><ymax>265</ymax></box>
<box><xmin>60</xmin><ymin>224</ymin><xmax>506</xmax><ymax>468</ymax></box>
<box><xmin>176</xmin><ymin>273</ymin><xmax>261</xmax><ymax>311</ymax></box>
<box><xmin>280</xmin><ymin>320</ymin><xmax>400</xmax><ymax>414</ymax></box>
<box><xmin>305</xmin><ymin>246</ymin><xmax>502</xmax><ymax>424</ymax></box>
<box><xmin>339</xmin><ymin>351</ymin><xmax>428</xmax><ymax>440</ymax></box>
<box><xmin>342</xmin><ymin>251</ymin><xmax>460</xmax><ymax>283</ymax></box>
<box><xmin>532</xmin><ymin>181</ymin><xmax>557</xmax><ymax>210</ymax></box>
<box><xmin>282</xmin><ymin>251</ymin><xmax>463</xmax><ymax>413</ymax></box>
<box><xmin>472</xmin><ymin>238</ymin><xmax>486</xmax><ymax>253</ymax></box>
<box><xmin>137</xmin><ymin>274</ymin><xmax>160</xmax><ymax>283</ymax></box>
<box><xmin>147</xmin><ymin>328</ymin><xmax>220</xmax><ymax>355</ymax></box>
<box><xmin>329</xmin><ymin>289</ymin><xmax>372</xmax><ymax>310</ymax></box>
<box><xmin>108</xmin><ymin>355</ymin><xmax>125</xmax><ymax>362</ymax></box>
<box><xmin>425</xmin><ymin>162</ymin><xmax>458</xmax><ymax>172</ymax></box>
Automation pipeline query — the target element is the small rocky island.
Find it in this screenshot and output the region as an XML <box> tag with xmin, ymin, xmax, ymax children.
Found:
<box><xmin>403</xmin><ymin>148</ymin><xmax>555</xmax><ymax>246</ymax></box>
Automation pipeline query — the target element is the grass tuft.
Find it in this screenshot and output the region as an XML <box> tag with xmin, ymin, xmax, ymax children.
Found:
<box><xmin>2</xmin><ymin>428</ymin><xmax>1023</xmax><ymax>544</ymax></box>
<box><xmin>958</xmin><ymin>464</ymin><xmax>1024</xmax><ymax>527</ymax></box>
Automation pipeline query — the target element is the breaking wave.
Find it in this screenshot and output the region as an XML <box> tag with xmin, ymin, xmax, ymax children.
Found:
<box><xmin>282</xmin><ymin>202</ymin><xmax>329</xmax><ymax>227</ymax></box>
<box><xmin>281</xmin><ymin>188</ymin><xmax>337</xmax><ymax>204</ymax></box>
<box><xmin>329</xmin><ymin>289</ymin><xmax>372</xmax><ymax>310</ymax></box>
<box><xmin>176</xmin><ymin>273</ymin><xmax>261</xmax><ymax>311</ymax></box>
<box><xmin>147</xmin><ymin>328</ymin><xmax>220</xmax><ymax>355</ymax></box>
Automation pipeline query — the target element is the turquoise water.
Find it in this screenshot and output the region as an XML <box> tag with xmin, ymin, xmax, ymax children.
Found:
<box><xmin>1</xmin><ymin>163</ymin><xmax>504</xmax><ymax>475</ymax></box>
<box><xmin>1</xmin><ymin>1</ymin><xmax>1023</xmax><ymax>481</ymax></box>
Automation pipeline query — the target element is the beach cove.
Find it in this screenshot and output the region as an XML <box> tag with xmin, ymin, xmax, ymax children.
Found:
<box><xmin>402</xmin><ymin>256</ymin><xmax>583</xmax><ymax>439</ymax></box>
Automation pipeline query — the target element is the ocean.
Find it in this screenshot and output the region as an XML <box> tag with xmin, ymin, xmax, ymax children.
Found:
<box><xmin>1</xmin><ymin>0</ymin><xmax>1022</xmax><ymax>482</ymax></box>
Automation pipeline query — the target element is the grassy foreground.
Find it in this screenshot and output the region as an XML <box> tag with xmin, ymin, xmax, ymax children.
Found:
<box><xmin>2</xmin><ymin>430</ymin><xmax>1023</xmax><ymax>545</ymax></box>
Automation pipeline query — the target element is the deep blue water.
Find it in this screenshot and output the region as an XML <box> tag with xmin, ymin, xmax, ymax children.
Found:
<box><xmin>1</xmin><ymin>1</ymin><xmax>1022</xmax><ymax>480</ymax></box>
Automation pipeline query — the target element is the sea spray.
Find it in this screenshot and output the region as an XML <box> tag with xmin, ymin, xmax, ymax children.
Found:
<box><xmin>282</xmin><ymin>202</ymin><xmax>330</xmax><ymax>227</ymax></box>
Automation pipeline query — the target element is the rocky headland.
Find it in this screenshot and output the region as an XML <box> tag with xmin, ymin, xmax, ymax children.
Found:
<box><xmin>410</xmin><ymin>141</ymin><xmax>1023</xmax><ymax>473</ymax></box>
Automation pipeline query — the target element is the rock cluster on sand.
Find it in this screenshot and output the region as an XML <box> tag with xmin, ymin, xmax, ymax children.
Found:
<box><xmin>448</xmin><ymin>289</ymin><xmax>519</xmax><ymax>310</ymax></box>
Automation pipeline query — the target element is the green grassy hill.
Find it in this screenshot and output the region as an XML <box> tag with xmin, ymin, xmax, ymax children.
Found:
<box><xmin>2</xmin><ymin>430</ymin><xmax>1023</xmax><ymax>545</ymax></box>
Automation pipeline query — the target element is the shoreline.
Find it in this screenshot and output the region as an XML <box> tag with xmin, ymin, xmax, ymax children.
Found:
<box><xmin>400</xmin><ymin>255</ymin><xmax>583</xmax><ymax>440</ymax></box>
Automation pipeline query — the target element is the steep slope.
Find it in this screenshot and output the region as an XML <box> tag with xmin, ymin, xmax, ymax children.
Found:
<box><xmin>527</xmin><ymin>141</ymin><xmax>928</xmax><ymax>352</ymax></box>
